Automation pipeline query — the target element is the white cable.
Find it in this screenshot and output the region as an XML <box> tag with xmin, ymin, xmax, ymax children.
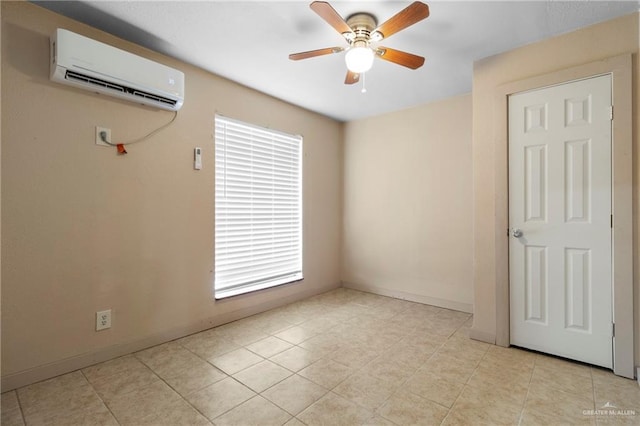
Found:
<box><xmin>100</xmin><ymin>111</ymin><xmax>178</xmax><ymax>146</ymax></box>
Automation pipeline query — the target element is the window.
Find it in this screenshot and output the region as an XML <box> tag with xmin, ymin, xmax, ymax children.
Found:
<box><xmin>214</xmin><ymin>115</ymin><xmax>303</xmax><ymax>299</ymax></box>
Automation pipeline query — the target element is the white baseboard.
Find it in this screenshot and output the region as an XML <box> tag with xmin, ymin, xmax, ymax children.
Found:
<box><xmin>341</xmin><ymin>281</ymin><xmax>473</xmax><ymax>313</ymax></box>
<box><xmin>1</xmin><ymin>281</ymin><xmax>340</xmax><ymax>391</ymax></box>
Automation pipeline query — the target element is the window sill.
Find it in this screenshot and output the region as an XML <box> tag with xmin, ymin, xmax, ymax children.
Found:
<box><xmin>215</xmin><ymin>275</ymin><xmax>304</xmax><ymax>300</ymax></box>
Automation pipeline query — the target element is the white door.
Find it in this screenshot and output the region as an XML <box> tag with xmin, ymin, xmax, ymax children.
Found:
<box><xmin>508</xmin><ymin>74</ymin><xmax>612</xmax><ymax>368</ymax></box>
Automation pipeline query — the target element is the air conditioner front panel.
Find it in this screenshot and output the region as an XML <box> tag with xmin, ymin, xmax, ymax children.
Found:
<box><xmin>51</xmin><ymin>29</ymin><xmax>184</xmax><ymax>110</ymax></box>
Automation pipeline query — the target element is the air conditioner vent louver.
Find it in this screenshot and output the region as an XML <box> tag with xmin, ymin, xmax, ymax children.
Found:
<box><xmin>66</xmin><ymin>71</ymin><xmax>177</xmax><ymax>107</ymax></box>
<box><xmin>132</xmin><ymin>90</ymin><xmax>176</xmax><ymax>107</ymax></box>
<box><xmin>51</xmin><ymin>29</ymin><xmax>184</xmax><ymax>111</ymax></box>
<box><xmin>66</xmin><ymin>70</ymin><xmax>125</xmax><ymax>93</ymax></box>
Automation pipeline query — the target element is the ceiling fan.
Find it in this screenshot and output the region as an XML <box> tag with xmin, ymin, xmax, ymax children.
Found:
<box><xmin>289</xmin><ymin>1</ymin><xmax>430</xmax><ymax>86</ymax></box>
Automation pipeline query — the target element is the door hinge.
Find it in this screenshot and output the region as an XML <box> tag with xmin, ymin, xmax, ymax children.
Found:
<box><xmin>608</xmin><ymin>106</ymin><xmax>614</xmax><ymax>120</ymax></box>
<box><xmin>612</xmin><ymin>322</ymin><xmax>615</xmax><ymax>338</ymax></box>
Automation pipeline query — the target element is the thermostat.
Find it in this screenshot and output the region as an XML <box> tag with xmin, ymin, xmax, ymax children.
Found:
<box><xmin>194</xmin><ymin>147</ymin><xmax>202</xmax><ymax>170</ymax></box>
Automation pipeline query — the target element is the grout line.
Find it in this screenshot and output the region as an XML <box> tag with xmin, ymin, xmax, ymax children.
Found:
<box><xmin>438</xmin><ymin>382</ymin><xmax>464</xmax><ymax>426</ymax></box>
<box><xmin>515</xmin><ymin>354</ymin><xmax>536</xmax><ymax>426</ymax></box>
<box><xmin>438</xmin><ymin>321</ymin><xmax>482</xmax><ymax>426</ymax></box>
<box><xmin>120</xmin><ymin>345</ymin><xmax>229</xmax><ymax>424</ymax></box>
<box><xmin>12</xmin><ymin>389</ymin><xmax>28</xmax><ymax>426</ymax></box>
<box><xmin>78</xmin><ymin>369</ymin><xmax>122</xmax><ymax>425</ymax></box>
<box><xmin>159</xmin><ymin>373</ymin><xmax>220</xmax><ymax>424</ymax></box>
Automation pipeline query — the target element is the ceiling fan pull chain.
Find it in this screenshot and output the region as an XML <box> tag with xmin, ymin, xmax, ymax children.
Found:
<box><xmin>361</xmin><ymin>72</ymin><xmax>367</xmax><ymax>93</ymax></box>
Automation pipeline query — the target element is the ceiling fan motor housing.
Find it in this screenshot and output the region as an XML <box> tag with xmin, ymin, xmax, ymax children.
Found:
<box><xmin>345</xmin><ymin>13</ymin><xmax>378</xmax><ymax>44</ymax></box>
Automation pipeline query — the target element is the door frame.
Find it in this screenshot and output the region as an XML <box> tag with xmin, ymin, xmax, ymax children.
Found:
<box><xmin>493</xmin><ymin>54</ymin><xmax>634</xmax><ymax>378</ymax></box>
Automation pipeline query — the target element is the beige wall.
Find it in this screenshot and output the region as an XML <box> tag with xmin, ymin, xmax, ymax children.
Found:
<box><xmin>342</xmin><ymin>94</ymin><xmax>473</xmax><ymax>312</ymax></box>
<box><xmin>471</xmin><ymin>13</ymin><xmax>639</xmax><ymax>361</ymax></box>
<box><xmin>3</xmin><ymin>1</ymin><xmax>638</xmax><ymax>389</ymax></box>
<box><xmin>1</xmin><ymin>2</ymin><xmax>343</xmax><ymax>388</ymax></box>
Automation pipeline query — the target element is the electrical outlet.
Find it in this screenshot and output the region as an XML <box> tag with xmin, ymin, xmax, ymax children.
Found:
<box><xmin>96</xmin><ymin>309</ymin><xmax>111</xmax><ymax>331</ymax></box>
<box><xmin>95</xmin><ymin>126</ymin><xmax>111</xmax><ymax>147</ymax></box>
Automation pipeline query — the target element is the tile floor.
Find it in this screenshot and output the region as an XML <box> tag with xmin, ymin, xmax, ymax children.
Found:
<box><xmin>2</xmin><ymin>288</ymin><xmax>639</xmax><ymax>425</ymax></box>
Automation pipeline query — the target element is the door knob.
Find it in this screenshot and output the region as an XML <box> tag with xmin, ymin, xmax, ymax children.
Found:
<box><xmin>511</xmin><ymin>228</ymin><xmax>523</xmax><ymax>238</ymax></box>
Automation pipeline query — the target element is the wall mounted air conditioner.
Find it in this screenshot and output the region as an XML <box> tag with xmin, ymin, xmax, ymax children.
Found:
<box><xmin>50</xmin><ymin>28</ymin><xmax>184</xmax><ymax>111</ymax></box>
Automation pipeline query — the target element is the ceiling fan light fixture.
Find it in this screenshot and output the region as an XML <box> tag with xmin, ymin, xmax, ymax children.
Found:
<box><xmin>345</xmin><ymin>46</ymin><xmax>374</xmax><ymax>73</ymax></box>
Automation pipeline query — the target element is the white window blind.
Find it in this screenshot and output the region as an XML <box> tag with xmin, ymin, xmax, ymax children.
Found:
<box><xmin>214</xmin><ymin>115</ymin><xmax>303</xmax><ymax>299</ymax></box>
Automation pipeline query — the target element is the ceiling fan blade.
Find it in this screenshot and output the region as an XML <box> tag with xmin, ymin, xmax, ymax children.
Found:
<box><xmin>376</xmin><ymin>47</ymin><xmax>425</xmax><ymax>69</ymax></box>
<box><xmin>344</xmin><ymin>70</ymin><xmax>360</xmax><ymax>85</ymax></box>
<box><xmin>310</xmin><ymin>1</ymin><xmax>354</xmax><ymax>37</ymax></box>
<box><xmin>289</xmin><ymin>47</ymin><xmax>344</xmax><ymax>61</ymax></box>
<box><xmin>373</xmin><ymin>1</ymin><xmax>429</xmax><ymax>41</ymax></box>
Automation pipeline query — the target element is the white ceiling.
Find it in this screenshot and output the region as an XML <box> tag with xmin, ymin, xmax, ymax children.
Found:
<box><xmin>34</xmin><ymin>1</ymin><xmax>639</xmax><ymax>122</ymax></box>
